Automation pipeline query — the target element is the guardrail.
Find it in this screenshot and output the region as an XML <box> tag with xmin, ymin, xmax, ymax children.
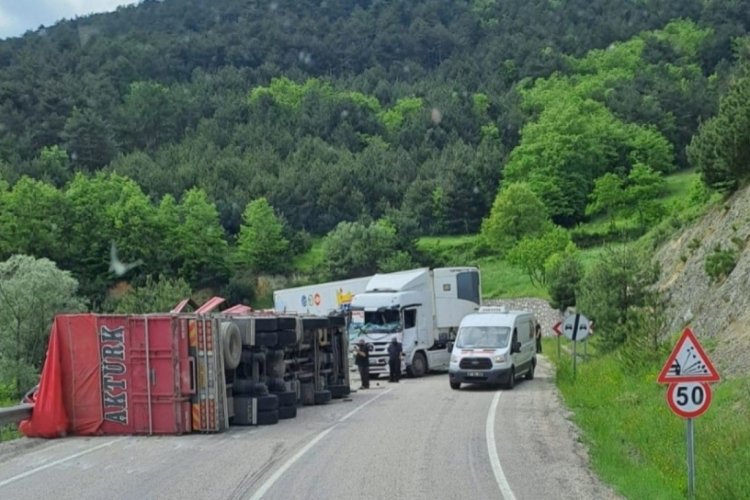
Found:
<box><xmin>0</xmin><ymin>404</ymin><xmax>33</xmax><ymax>427</ymax></box>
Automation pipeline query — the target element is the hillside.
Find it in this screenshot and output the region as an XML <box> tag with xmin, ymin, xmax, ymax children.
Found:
<box><xmin>656</xmin><ymin>185</ymin><xmax>750</xmax><ymax>378</ymax></box>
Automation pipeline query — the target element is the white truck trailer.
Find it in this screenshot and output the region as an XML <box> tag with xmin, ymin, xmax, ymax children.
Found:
<box><xmin>349</xmin><ymin>267</ymin><xmax>481</xmax><ymax>377</ymax></box>
<box><xmin>273</xmin><ymin>276</ymin><xmax>372</xmax><ymax>317</ymax></box>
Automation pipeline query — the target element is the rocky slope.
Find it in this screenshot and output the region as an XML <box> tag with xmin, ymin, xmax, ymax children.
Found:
<box><xmin>655</xmin><ymin>184</ymin><xmax>750</xmax><ymax>378</ymax></box>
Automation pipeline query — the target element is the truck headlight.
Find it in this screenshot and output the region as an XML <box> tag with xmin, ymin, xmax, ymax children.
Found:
<box><xmin>450</xmin><ymin>354</ymin><xmax>459</xmax><ymax>363</ymax></box>
<box><xmin>493</xmin><ymin>355</ymin><xmax>506</xmax><ymax>363</ymax></box>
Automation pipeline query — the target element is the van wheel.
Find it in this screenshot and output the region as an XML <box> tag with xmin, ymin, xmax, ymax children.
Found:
<box><xmin>505</xmin><ymin>367</ymin><xmax>515</xmax><ymax>390</ymax></box>
<box><xmin>408</xmin><ymin>352</ymin><xmax>427</xmax><ymax>377</ymax></box>
<box><xmin>450</xmin><ymin>381</ymin><xmax>461</xmax><ymax>390</ymax></box>
<box><xmin>526</xmin><ymin>361</ymin><xmax>535</xmax><ymax>380</ymax></box>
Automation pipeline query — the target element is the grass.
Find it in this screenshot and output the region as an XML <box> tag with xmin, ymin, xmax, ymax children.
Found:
<box><xmin>0</xmin><ymin>396</ymin><xmax>22</xmax><ymax>442</ymax></box>
<box><xmin>546</xmin><ymin>339</ymin><xmax>750</xmax><ymax>499</ymax></box>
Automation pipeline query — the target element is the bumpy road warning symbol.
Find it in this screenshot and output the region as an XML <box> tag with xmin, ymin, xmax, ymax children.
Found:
<box><xmin>657</xmin><ymin>328</ymin><xmax>720</xmax><ymax>384</ymax></box>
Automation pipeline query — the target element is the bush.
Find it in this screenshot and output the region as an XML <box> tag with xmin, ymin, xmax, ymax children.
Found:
<box><xmin>705</xmin><ymin>243</ymin><xmax>738</xmax><ymax>282</ymax></box>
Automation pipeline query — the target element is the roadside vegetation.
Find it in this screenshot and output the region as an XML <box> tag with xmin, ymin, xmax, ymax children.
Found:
<box><xmin>548</xmin><ymin>339</ymin><xmax>750</xmax><ymax>499</ymax></box>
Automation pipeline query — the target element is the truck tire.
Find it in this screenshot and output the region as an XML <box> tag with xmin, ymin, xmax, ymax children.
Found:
<box><xmin>329</xmin><ymin>384</ymin><xmax>350</xmax><ymax>399</ymax></box>
<box><xmin>272</xmin><ymin>390</ymin><xmax>297</xmax><ymax>407</ymax></box>
<box><xmin>302</xmin><ymin>317</ymin><xmax>329</xmax><ymax>329</ymax></box>
<box><xmin>450</xmin><ymin>381</ymin><xmax>461</xmax><ymax>390</ymax></box>
<box><xmin>313</xmin><ymin>390</ymin><xmax>332</xmax><ymax>405</ymax></box>
<box><xmin>267</xmin><ymin>377</ymin><xmax>286</xmax><ymax>392</ymax></box>
<box><xmin>276</xmin><ymin>330</ymin><xmax>298</xmax><ymax>347</ymax></box>
<box><xmin>407</xmin><ymin>352</ymin><xmax>427</xmax><ymax>377</ymax></box>
<box><xmin>278</xmin><ymin>405</ymin><xmax>297</xmax><ymax>420</ymax></box>
<box><xmin>254</xmin><ymin>394</ymin><xmax>279</xmax><ymax>412</ymax></box>
<box><xmin>254</xmin><ymin>317</ymin><xmax>278</xmax><ymax>332</ymax></box>
<box><xmin>220</xmin><ymin>322</ymin><xmax>242</xmax><ymax>370</ymax></box>
<box><xmin>256</xmin><ymin>409</ymin><xmax>279</xmax><ymax>425</ymax></box>
<box><xmin>276</xmin><ymin>317</ymin><xmax>298</xmax><ymax>330</ymax></box>
<box><xmin>248</xmin><ymin>382</ymin><xmax>269</xmax><ymax>397</ymax></box>
<box><xmin>232</xmin><ymin>377</ymin><xmax>254</xmax><ymax>395</ymax></box>
<box><xmin>235</xmin><ymin>361</ymin><xmax>252</xmax><ymax>379</ymax></box>
<box><xmin>505</xmin><ymin>367</ymin><xmax>515</xmax><ymax>390</ymax></box>
<box><xmin>525</xmin><ymin>360</ymin><xmax>535</xmax><ymax>380</ymax></box>
<box><xmin>256</xmin><ymin>331</ymin><xmax>278</xmax><ymax>347</ymax></box>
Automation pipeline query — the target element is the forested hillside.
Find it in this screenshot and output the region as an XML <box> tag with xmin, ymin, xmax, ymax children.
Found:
<box><xmin>1</xmin><ymin>0</ymin><xmax>749</xmax><ymax>308</ymax></box>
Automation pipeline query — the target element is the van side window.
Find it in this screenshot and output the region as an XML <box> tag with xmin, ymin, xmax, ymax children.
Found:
<box><xmin>404</xmin><ymin>309</ymin><xmax>416</xmax><ymax>329</ymax></box>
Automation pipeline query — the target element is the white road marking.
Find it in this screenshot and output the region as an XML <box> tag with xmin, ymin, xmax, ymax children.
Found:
<box><xmin>486</xmin><ymin>391</ymin><xmax>516</xmax><ymax>500</ymax></box>
<box><xmin>249</xmin><ymin>388</ymin><xmax>392</xmax><ymax>500</ymax></box>
<box><xmin>0</xmin><ymin>437</ymin><xmax>126</xmax><ymax>489</ymax></box>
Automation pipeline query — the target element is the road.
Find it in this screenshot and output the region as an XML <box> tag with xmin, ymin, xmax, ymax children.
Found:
<box><xmin>0</xmin><ymin>357</ymin><xmax>619</xmax><ymax>500</ymax></box>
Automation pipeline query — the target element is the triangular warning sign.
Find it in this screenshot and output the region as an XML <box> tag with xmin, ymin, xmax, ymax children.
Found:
<box><xmin>657</xmin><ymin>327</ymin><xmax>720</xmax><ymax>383</ymax></box>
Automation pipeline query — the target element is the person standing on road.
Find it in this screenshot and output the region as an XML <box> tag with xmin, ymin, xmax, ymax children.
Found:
<box><xmin>355</xmin><ymin>338</ymin><xmax>370</xmax><ymax>389</ymax></box>
<box><xmin>535</xmin><ymin>322</ymin><xmax>543</xmax><ymax>354</ymax></box>
<box><xmin>387</xmin><ymin>337</ymin><xmax>403</xmax><ymax>382</ymax></box>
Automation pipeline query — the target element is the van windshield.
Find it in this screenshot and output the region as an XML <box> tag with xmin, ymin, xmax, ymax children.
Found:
<box><xmin>456</xmin><ymin>326</ymin><xmax>511</xmax><ymax>349</ymax></box>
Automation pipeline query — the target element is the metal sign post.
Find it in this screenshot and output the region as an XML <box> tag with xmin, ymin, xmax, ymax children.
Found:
<box><xmin>658</xmin><ymin>328</ymin><xmax>720</xmax><ymax>500</ymax></box>
<box><xmin>562</xmin><ymin>313</ymin><xmax>590</xmax><ymax>379</ymax></box>
<box><xmin>686</xmin><ymin>418</ymin><xmax>695</xmax><ymax>500</ymax></box>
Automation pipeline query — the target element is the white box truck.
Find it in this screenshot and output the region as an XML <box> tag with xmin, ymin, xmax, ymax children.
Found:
<box><xmin>273</xmin><ymin>276</ymin><xmax>372</xmax><ymax>317</ymax></box>
<box><xmin>349</xmin><ymin>267</ymin><xmax>481</xmax><ymax>377</ymax></box>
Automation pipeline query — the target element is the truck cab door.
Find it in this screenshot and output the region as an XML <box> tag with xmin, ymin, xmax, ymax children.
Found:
<box><xmin>401</xmin><ymin>307</ymin><xmax>418</xmax><ymax>353</ymax></box>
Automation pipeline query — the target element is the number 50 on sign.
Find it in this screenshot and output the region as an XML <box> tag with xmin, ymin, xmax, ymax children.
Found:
<box><xmin>667</xmin><ymin>382</ymin><xmax>712</xmax><ymax>419</ymax></box>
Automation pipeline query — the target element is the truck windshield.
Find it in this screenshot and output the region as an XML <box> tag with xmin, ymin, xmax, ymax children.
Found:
<box><xmin>359</xmin><ymin>310</ymin><xmax>401</xmax><ymax>333</ymax></box>
<box><xmin>455</xmin><ymin>326</ymin><xmax>511</xmax><ymax>349</ymax></box>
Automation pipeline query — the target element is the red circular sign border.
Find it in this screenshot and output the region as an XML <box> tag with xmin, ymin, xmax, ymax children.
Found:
<box><xmin>666</xmin><ymin>382</ymin><xmax>712</xmax><ymax>419</ymax></box>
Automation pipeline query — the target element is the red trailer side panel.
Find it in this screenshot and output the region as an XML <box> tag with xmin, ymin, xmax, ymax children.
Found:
<box><xmin>22</xmin><ymin>313</ymin><xmax>192</xmax><ymax>437</ymax></box>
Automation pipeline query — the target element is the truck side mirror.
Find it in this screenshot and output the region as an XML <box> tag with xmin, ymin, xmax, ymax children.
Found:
<box><xmin>511</xmin><ymin>341</ymin><xmax>521</xmax><ymax>354</ymax></box>
<box><xmin>447</xmin><ymin>341</ymin><xmax>454</xmax><ymax>352</ymax></box>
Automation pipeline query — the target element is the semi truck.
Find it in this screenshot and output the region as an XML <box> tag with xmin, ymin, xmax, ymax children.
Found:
<box><xmin>20</xmin><ymin>298</ymin><xmax>351</xmax><ymax>438</ymax></box>
<box><xmin>349</xmin><ymin>267</ymin><xmax>481</xmax><ymax>378</ymax></box>
<box><xmin>273</xmin><ymin>276</ymin><xmax>372</xmax><ymax>317</ymax></box>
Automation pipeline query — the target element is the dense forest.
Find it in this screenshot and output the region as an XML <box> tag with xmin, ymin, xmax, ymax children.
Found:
<box><xmin>1</xmin><ymin>0</ymin><xmax>750</xmax><ymax>308</ymax></box>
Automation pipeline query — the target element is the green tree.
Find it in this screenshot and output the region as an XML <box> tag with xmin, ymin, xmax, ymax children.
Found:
<box><xmin>481</xmin><ymin>182</ymin><xmax>551</xmax><ymax>254</ymax></box>
<box><xmin>576</xmin><ymin>245</ymin><xmax>660</xmax><ymax>352</ymax></box>
<box><xmin>586</xmin><ymin>172</ymin><xmax>626</xmax><ymax>221</ymax></box>
<box><xmin>545</xmin><ymin>246</ymin><xmax>583</xmax><ymax>312</ymax></box>
<box><xmin>624</xmin><ymin>163</ymin><xmax>666</xmax><ymax>226</ymax></box>
<box><xmin>0</xmin><ymin>176</ymin><xmax>66</xmax><ymax>263</ymax></box>
<box><xmin>687</xmin><ymin>64</ymin><xmax>750</xmax><ymax>191</ymax></box>
<box><xmin>0</xmin><ymin>255</ymin><xmax>84</xmax><ymax>396</ymax></box>
<box><xmin>236</xmin><ymin>198</ymin><xmax>290</xmax><ymax>274</ymax></box>
<box><xmin>28</xmin><ymin>145</ymin><xmax>71</xmax><ymax>187</ymax></box>
<box><xmin>321</xmin><ymin>220</ymin><xmax>412</xmax><ymax>280</ymax></box>
<box><xmin>172</xmin><ymin>188</ymin><xmax>229</xmax><ymax>287</ymax></box>
<box><xmin>62</xmin><ymin>107</ymin><xmax>118</xmax><ymax>171</ymax></box>
<box><xmin>506</xmin><ymin>226</ymin><xmax>572</xmax><ymax>286</ymax></box>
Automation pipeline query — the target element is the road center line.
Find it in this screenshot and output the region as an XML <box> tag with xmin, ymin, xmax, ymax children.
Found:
<box><xmin>486</xmin><ymin>391</ymin><xmax>516</xmax><ymax>500</ymax></box>
<box><xmin>249</xmin><ymin>388</ymin><xmax>392</xmax><ymax>500</ymax></box>
<box><xmin>0</xmin><ymin>437</ymin><xmax>126</xmax><ymax>489</ymax></box>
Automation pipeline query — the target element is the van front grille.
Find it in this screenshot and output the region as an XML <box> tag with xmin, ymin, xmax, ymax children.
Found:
<box><xmin>459</xmin><ymin>357</ymin><xmax>492</xmax><ymax>369</ymax></box>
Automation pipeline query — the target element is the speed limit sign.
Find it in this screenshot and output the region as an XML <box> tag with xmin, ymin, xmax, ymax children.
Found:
<box><xmin>666</xmin><ymin>382</ymin><xmax>712</xmax><ymax>418</ymax></box>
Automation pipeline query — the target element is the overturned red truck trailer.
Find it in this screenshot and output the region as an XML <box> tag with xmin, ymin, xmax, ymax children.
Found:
<box><xmin>21</xmin><ymin>306</ymin><xmax>351</xmax><ymax>438</ymax></box>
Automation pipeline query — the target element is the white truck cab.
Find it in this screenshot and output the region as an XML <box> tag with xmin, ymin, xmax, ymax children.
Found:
<box><xmin>448</xmin><ymin>307</ymin><xmax>537</xmax><ymax>390</ymax></box>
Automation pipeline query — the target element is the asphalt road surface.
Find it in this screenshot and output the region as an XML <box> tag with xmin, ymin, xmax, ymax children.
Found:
<box><xmin>0</xmin><ymin>357</ymin><xmax>620</xmax><ymax>500</ymax></box>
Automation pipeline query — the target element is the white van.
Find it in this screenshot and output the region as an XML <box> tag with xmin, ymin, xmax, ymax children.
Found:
<box><xmin>448</xmin><ymin>308</ymin><xmax>537</xmax><ymax>390</ymax></box>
